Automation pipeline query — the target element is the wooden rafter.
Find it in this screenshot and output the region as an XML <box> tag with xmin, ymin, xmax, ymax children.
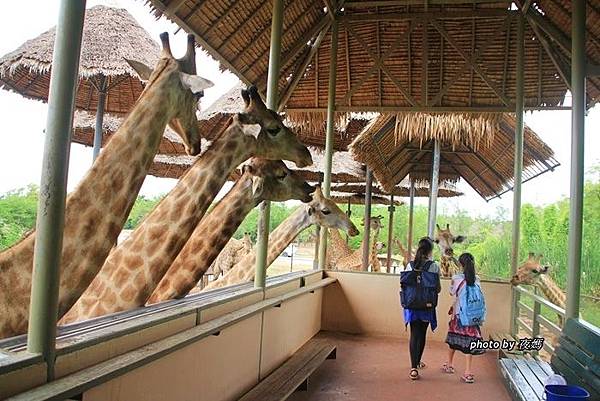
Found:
<box><xmin>429</xmin><ymin>15</ymin><xmax>512</xmax><ymax>106</ymax></box>
<box><xmin>279</xmin><ymin>21</ymin><xmax>332</xmax><ymax>110</ymax></box>
<box><xmin>340</xmin><ymin>9</ymin><xmax>515</xmax><ymax>21</ymax></box>
<box><xmin>322</xmin><ymin>0</ymin><xmax>336</xmax><ymax>21</ymax></box>
<box><xmin>422</xmin><ymin>19</ymin><xmax>428</xmax><ymax>106</ymax></box>
<box><xmin>430</xmin><ymin>18</ymin><xmax>510</xmax><ymax>106</ymax></box>
<box><xmin>343</xmin><ymin>20</ymin><xmax>418</xmax><ymax>106</ymax></box>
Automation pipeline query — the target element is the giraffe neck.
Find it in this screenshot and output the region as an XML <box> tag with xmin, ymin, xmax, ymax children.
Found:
<box><xmin>0</xmin><ymin>73</ymin><xmax>176</xmax><ymax>337</ymax></box>
<box><xmin>328</xmin><ymin>228</ymin><xmax>352</xmax><ymax>263</ymax></box>
<box><xmin>537</xmin><ymin>274</ymin><xmax>566</xmax><ymax>308</ymax></box>
<box><xmin>62</xmin><ymin>123</ymin><xmax>258</xmax><ymax>323</ymax></box>
<box><xmin>202</xmin><ymin>206</ymin><xmax>312</xmax><ymax>291</ymax></box>
<box><xmin>148</xmin><ymin>175</ymin><xmax>259</xmax><ymax>303</ymax></box>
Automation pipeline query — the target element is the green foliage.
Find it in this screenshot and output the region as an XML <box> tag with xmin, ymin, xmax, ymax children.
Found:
<box><xmin>124</xmin><ymin>195</ymin><xmax>163</xmax><ymax>229</ymax></box>
<box><xmin>0</xmin><ymin>185</ymin><xmax>38</xmax><ymax>249</ymax></box>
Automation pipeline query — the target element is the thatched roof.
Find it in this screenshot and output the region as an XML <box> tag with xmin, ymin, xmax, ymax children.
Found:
<box><xmin>0</xmin><ymin>5</ymin><xmax>159</xmax><ymax>114</ymax></box>
<box><xmin>145</xmin><ymin>0</ymin><xmax>600</xmax><ymax>116</ymax></box>
<box><xmin>331</xmin><ymin>182</ymin><xmax>463</xmax><ymax>198</ymax></box>
<box><xmin>198</xmin><ymin>82</ymin><xmax>371</xmax><ymax>150</ymax></box>
<box><xmin>330</xmin><ymin>192</ymin><xmax>401</xmax><ymax>207</ymax></box>
<box><xmin>147</xmin><ymin>146</ymin><xmax>365</xmax><ymax>182</ymax></box>
<box><xmin>72</xmin><ymin>111</ymin><xmax>187</xmax><ymax>155</ymax></box>
<box><xmin>350</xmin><ymin>112</ymin><xmax>559</xmax><ymax>201</ymax></box>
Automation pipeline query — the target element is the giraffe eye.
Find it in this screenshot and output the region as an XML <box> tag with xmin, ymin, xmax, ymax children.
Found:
<box><xmin>322</xmin><ymin>209</ymin><xmax>331</xmax><ymax>215</ymax></box>
<box><xmin>276</xmin><ymin>171</ymin><xmax>287</xmax><ymax>180</ymax></box>
<box><xmin>267</xmin><ymin>127</ymin><xmax>280</xmax><ymax>136</ymax></box>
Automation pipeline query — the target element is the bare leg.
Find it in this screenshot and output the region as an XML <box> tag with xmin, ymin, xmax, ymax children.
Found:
<box><xmin>465</xmin><ymin>354</ymin><xmax>473</xmax><ymax>375</ymax></box>
<box><xmin>447</xmin><ymin>349</ymin><xmax>456</xmax><ymax>367</ymax></box>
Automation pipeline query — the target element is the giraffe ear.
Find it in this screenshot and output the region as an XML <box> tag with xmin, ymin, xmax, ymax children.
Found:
<box><xmin>125</xmin><ymin>58</ymin><xmax>153</xmax><ymax>81</ymax></box>
<box><xmin>308</xmin><ymin>205</ymin><xmax>315</xmax><ymax>216</ymax></box>
<box><xmin>436</xmin><ymin>223</ymin><xmax>441</xmax><ymax>231</ymax></box>
<box><xmin>528</xmin><ymin>252</ymin><xmax>535</xmax><ymax>259</ymax></box>
<box><xmin>179</xmin><ymin>72</ymin><xmax>214</xmax><ymax>95</ymax></box>
<box><xmin>237</xmin><ymin>112</ymin><xmax>260</xmax><ymax>125</ymax></box>
<box><xmin>454</xmin><ymin>235</ymin><xmax>465</xmax><ymax>243</ymax></box>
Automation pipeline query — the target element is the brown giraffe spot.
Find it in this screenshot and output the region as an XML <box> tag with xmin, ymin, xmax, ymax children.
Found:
<box><xmin>103</xmin><ymin>291</ymin><xmax>117</xmax><ymax>305</ymax></box>
<box><xmin>121</xmin><ymin>285</ymin><xmax>137</xmax><ymax>302</ymax></box>
<box><xmin>124</xmin><ymin>255</ymin><xmax>144</xmax><ymax>270</ymax></box>
<box><xmin>134</xmin><ymin>271</ymin><xmax>146</xmax><ymax>287</ymax></box>
<box><xmin>131</xmin><ymin>237</ymin><xmax>144</xmax><ymax>253</ymax></box>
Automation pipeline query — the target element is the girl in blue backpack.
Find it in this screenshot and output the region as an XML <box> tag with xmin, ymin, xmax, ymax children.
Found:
<box><xmin>443</xmin><ymin>252</ymin><xmax>485</xmax><ymax>384</ymax></box>
<box><xmin>403</xmin><ymin>237</ymin><xmax>441</xmax><ymax>381</ymax></box>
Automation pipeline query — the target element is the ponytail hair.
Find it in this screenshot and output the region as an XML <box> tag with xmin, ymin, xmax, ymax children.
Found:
<box><xmin>413</xmin><ymin>237</ymin><xmax>433</xmax><ymax>269</ymax></box>
<box><xmin>459</xmin><ymin>252</ymin><xmax>476</xmax><ymax>286</ymax></box>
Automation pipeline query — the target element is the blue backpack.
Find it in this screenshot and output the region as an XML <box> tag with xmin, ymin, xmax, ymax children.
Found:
<box><xmin>458</xmin><ymin>281</ymin><xmax>486</xmax><ymax>326</ymax></box>
<box><xmin>400</xmin><ymin>261</ymin><xmax>439</xmax><ymax>310</ymax></box>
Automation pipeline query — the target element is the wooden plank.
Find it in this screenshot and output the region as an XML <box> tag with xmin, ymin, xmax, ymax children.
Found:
<box><xmin>239</xmin><ymin>339</ymin><xmax>336</xmax><ymax>401</ymax></box>
<box><xmin>498</xmin><ymin>358</ymin><xmax>540</xmax><ymax>401</ymax></box>
<box><xmin>513</xmin><ymin>359</ymin><xmax>545</xmax><ymax>399</ymax></box>
<box><xmin>563</xmin><ymin>318</ymin><xmax>600</xmax><ymax>353</ymax></box>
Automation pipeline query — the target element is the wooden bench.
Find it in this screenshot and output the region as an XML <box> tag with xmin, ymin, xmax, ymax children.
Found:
<box><xmin>490</xmin><ymin>332</ymin><xmax>530</xmax><ymax>359</ymax></box>
<box><xmin>551</xmin><ymin>318</ymin><xmax>599</xmax><ymax>400</ymax></box>
<box><xmin>498</xmin><ymin>355</ymin><xmax>554</xmax><ymax>401</ymax></box>
<box><xmin>239</xmin><ymin>338</ymin><xmax>336</xmax><ymax>401</ymax></box>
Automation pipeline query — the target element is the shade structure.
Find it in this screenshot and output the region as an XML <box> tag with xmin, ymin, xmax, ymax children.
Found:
<box><xmin>0</xmin><ymin>5</ymin><xmax>159</xmax><ymax>115</ymax></box>
<box><xmin>147</xmin><ymin>147</ymin><xmax>365</xmax><ymax>182</ymax></box>
<box><xmin>72</xmin><ymin>111</ymin><xmax>186</xmax><ymax>155</ymax></box>
<box><xmin>145</xmin><ymin>0</ymin><xmax>600</xmax><ymax>114</ymax></box>
<box><xmin>349</xmin><ymin>112</ymin><xmax>559</xmax><ymax>201</ymax></box>
<box><xmin>199</xmin><ymin>82</ymin><xmax>371</xmax><ymax>150</ymax></box>
<box><xmin>331</xmin><ymin>182</ymin><xmax>462</xmax><ymax>198</ymax></box>
<box><xmin>330</xmin><ymin>192</ymin><xmax>402</xmax><ymax>206</ymax></box>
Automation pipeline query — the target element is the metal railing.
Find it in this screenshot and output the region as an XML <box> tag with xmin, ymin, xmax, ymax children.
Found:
<box><xmin>512</xmin><ymin>285</ymin><xmax>565</xmax><ymax>355</ymax></box>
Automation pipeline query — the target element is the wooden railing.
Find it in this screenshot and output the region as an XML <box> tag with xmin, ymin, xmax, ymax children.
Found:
<box><xmin>512</xmin><ymin>285</ymin><xmax>565</xmax><ymax>355</ymax></box>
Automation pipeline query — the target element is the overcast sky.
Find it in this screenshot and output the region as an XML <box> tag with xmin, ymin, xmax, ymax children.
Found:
<box><xmin>0</xmin><ymin>0</ymin><xmax>598</xmax><ymax>218</ymax></box>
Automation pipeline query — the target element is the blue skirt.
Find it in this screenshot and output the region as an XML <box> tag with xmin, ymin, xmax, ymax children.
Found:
<box><xmin>404</xmin><ymin>308</ymin><xmax>438</xmax><ymax>331</ymax></box>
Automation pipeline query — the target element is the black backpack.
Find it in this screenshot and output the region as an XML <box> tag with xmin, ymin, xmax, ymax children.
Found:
<box><xmin>399</xmin><ymin>261</ymin><xmax>439</xmax><ymax>310</ymax></box>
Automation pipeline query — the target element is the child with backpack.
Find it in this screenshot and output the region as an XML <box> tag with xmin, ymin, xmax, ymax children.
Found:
<box><xmin>442</xmin><ymin>253</ymin><xmax>486</xmax><ymax>384</ymax></box>
<box><xmin>400</xmin><ymin>237</ymin><xmax>441</xmax><ymax>381</ymax></box>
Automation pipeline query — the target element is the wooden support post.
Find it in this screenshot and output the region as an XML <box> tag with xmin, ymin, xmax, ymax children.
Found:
<box><xmin>26</xmin><ymin>0</ymin><xmax>87</xmax><ymax>380</ymax></box>
<box><xmin>427</xmin><ymin>140</ymin><xmax>440</xmax><ymax>238</ymax></box>
<box><xmin>92</xmin><ymin>76</ymin><xmax>107</xmax><ymax>161</ymax></box>
<box><xmin>318</xmin><ymin>19</ymin><xmax>339</xmax><ymax>270</ymax></box>
<box><xmin>386</xmin><ymin>194</ymin><xmax>395</xmax><ymax>273</ymax></box>
<box><xmin>407</xmin><ymin>178</ymin><xmax>415</xmax><ymax>265</ymax></box>
<box><xmin>255</xmin><ymin>0</ymin><xmax>283</xmax><ymax>288</ymax></box>
<box><xmin>566</xmin><ymin>0</ymin><xmax>586</xmax><ymax>320</ymax></box>
<box><xmin>510</xmin><ymin>15</ymin><xmax>525</xmax><ymax>335</ymax></box>
<box><xmin>362</xmin><ymin>167</ymin><xmax>373</xmax><ymax>271</ymax></box>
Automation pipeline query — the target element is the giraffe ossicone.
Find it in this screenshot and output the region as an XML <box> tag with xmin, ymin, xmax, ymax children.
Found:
<box><xmin>434</xmin><ymin>223</ymin><xmax>466</xmax><ymax>277</ymax></box>
<box><xmin>0</xmin><ymin>32</ymin><xmax>213</xmax><ymax>338</ymax></box>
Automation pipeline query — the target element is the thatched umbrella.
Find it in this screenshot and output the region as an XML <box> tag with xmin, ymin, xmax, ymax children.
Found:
<box><xmin>331</xmin><ymin>182</ymin><xmax>463</xmax><ymax>199</ymax></box>
<box><xmin>0</xmin><ymin>5</ymin><xmax>160</xmax><ymax>160</ymax></box>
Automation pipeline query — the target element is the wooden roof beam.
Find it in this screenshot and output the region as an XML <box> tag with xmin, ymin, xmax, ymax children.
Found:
<box><xmin>430</xmin><ymin>18</ymin><xmax>510</xmax><ymax>106</ymax></box>
<box><xmin>340</xmin><ymin>9</ymin><xmax>516</xmax><ymax>21</ymax></box>
<box><xmin>342</xmin><ymin>20</ymin><xmax>417</xmax><ymax>105</ymax></box>
<box><xmin>323</xmin><ymin>0</ymin><xmax>336</xmax><ymax>21</ymax></box>
<box><xmin>285</xmin><ymin>105</ymin><xmax>572</xmax><ymax>112</ymax></box>
<box><xmin>279</xmin><ymin>20</ymin><xmax>332</xmax><ymax>110</ymax></box>
<box><xmin>430</xmin><ymin>15</ymin><xmax>512</xmax><ymax>106</ymax></box>
<box><xmin>343</xmin><ymin>21</ymin><xmax>418</xmax><ymax>106</ymax></box>
<box><xmin>461</xmin><ymin>142</ymin><xmax>506</xmax><ymax>184</ymax></box>
<box><xmin>346</xmin><ymin>0</ymin><xmax>503</xmax><ymax>6</ymax></box>
<box><xmin>444</xmin><ymin>160</ymin><xmax>492</xmax><ymax>201</ymax></box>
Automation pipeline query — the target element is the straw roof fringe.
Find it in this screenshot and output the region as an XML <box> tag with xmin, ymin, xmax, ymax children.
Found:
<box><xmin>350</xmin><ymin>112</ymin><xmax>559</xmax><ymax>200</ymax></box>
<box><xmin>331</xmin><ymin>183</ymin><xmax>463</xmax><ymax>199</ymax></box>
<box><xmin>330</xmin><ymin>193</ymin><xmax>402</xmax><ymax>207</ymax></box>
<box><xmin>0</xmin><ymin>6</ymin><xmax>159</xmax><ymax>114</ymax></box>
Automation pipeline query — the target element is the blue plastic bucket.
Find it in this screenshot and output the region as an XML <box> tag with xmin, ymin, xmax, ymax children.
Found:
<box><xmin>544</xmin><ymin>385</ymin><xmax>590</xmax><ymax>401</ymax></box>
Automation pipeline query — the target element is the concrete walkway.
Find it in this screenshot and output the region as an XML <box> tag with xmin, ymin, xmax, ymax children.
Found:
<box><xmin>289</xmin><ymin>332</ymin><xmax>511</xmax><ymax>401</ymax></box>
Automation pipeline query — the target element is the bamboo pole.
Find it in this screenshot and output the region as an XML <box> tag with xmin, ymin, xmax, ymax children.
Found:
<box><xmin>510</xmin><ymin>15</ymin><xmax>524</xmax><ymax>335</ymax></box>
<box><xmin>407</xmin><ymin>177</ymin><xmax>415</xmax><ymax>263</ymax></box>
<box><xmin>427</xmin><ymin>140</ymin><xmax>441</xmax><ymax>238</ymax></box>
<box><xmin>26</xmin><ymin>0</ymin><xmax>86</xmax><ymax>380</ymax></box>
<box><xmin>255</xmin><ymin>0</ymin><xmax>283</xmax><ymax>288</ymax></box>
<box><xmin>566</xmin><ymin>1</ymin><xmax>586</xmax><ymax>320</ymax></box>
<box><xmin>386</xmin><ymin>194</ymin><xmax>395</xmax><ymax>273</ymax></box>
<box><xmin>362</xmin><ymin>167</ymin><xmax>373</xmax><ymax>271</ymax></box>
<box><xmin>318</xmin><ymin>20</ymin><xmax>339</xmax><ymax>270</ymax></box>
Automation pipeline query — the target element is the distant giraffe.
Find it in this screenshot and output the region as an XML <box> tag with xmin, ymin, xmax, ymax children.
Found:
<box><xmin>0</xmin><ymin>33</ymin><xmax>213</xmax><ymax>338</ymax></box>
<box><xmin>208</xmin><ymin>233</ymin><xmax>253</xmax><ymax>279</ymax></box>
<box><xmin>511</xmin><ymin>253</ymin><xmax>566</xmax><ymax>325</ymax></box>
<box><xmin>334</xmin><ymin>216</ymin><xmax>384</xmax><ymax>271</ymax></box>
<box><xmin>434</xmin><ymin>223</ymin><xmax>465</xmax><ymax>277</ymax></box>
<box><xmin>392</xmin><ymin>238</ymin><xmax>413</xmax><ymax>268</ymax></box>
<box><xmin>326</xmin><ymin>227</ymin><xmax>352</xmax><ymax>268</ymax></box>
<box><xmin>199</xmin><ymin>187</ymin><xmax>359</xmax><ymax>291</ymax></box>
<box><xmin>146</xmin><ymin>159</ymin><xmax>313</xmax><ymax>304</ymax></box>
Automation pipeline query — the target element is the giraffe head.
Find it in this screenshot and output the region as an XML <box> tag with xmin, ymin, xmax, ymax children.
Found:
<box><xmin>241</xmin><ymin>232</ymin><xmax>253</xmax><ymax>249</ymax></box>
<box><xmin>375</xmin><ymin>241</ymin><xmax>386</xmax><ymax>251</ymax></box>
<box><xmin>307</xmin><ymin>187</ymin><xmax>359</xmax><ymax>236</ymax></box>
<box><xmin>434</xmin><ymin>223</ymin><xmax>465</xmax><ymax>257</ymax></box>
<box><xmin>362</xmin><ymin>215</ymin><xmax>384</xmax><ymax>231</ymax></box>
<box><xmin>242</xmin><ymin>158</ymin><xmax>313</xmax><ymax>203</ymax></box>
<box><xmin>126</xmin><ymin>33</ymin><xmax>213</xmax><ymax>156</ymax></box>
<box><xmin>510</xmin><ymin>253</ymin><xmax>551</xmax><ymax>285</ymax></box>
<box><xmin>237</xmin><ymin>86</ymin><xmax>312</xmax><ymax>168</ymax></box>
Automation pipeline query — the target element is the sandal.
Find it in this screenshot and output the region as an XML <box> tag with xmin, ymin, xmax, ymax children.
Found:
<box><xmin>410</xmin><ymin>368</ymin><xmax>419</xmax><ymax>380</ymax></box>
<box><xmin>461</xmin><ymin>374</ymin><xmax>475</xmax><ymax>384</ymax></box>
<box><xmin>417</xmin><ymin>362</ymin><xmax>427</xmax><ymax>370</ymax></box>
<box><xmin>441</xmin><ymin>363</ymin><xmax>455</xmax><ymax>374</ymax></box>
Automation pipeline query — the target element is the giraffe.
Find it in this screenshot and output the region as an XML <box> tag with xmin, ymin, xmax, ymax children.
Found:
<box><xmin>146</xmin><ymin>159</ymin><xmax>313</xmax><ymax>303</ymax></box>
<box><xmin>333</xmin><ymin>215</ymin><xmax>385</xmax><ymax>271</ymax></box>
<box><xmin>208</xmin><ymin>232</ymin><xmax>253</xmax><ymax>279</ymax></box>
<box><xmin>0</xmin><ymin>33</ymin><xmax>213</xmax><ymax>338</ymax></box>
<box><xmin>434</xmin><ymin>223</ymin><xmax>466</xmax><ymax>277</ymax></box>
<box><xmin>325</xmin><ymin>227</ymin><xmax>352</xmax><ymax>268</ymax></box>
<box><xmin>511</xmin><ymin>253</ymin><xmax>566</xmax><ymax>325</ymax></box>
<box><xmin>199</xmin><ymin>186</ymin><xmax>360</xmax><ymax>291</ymax></box>
<box><xmin>61</xmin><ymin>86</ymin><xmax>312</xmax><ymax>323</ymax></box>
<box><xmin>392</xmin><ymin>238</ymin><xmax>413</xmax><ymax>268</ymax></box>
